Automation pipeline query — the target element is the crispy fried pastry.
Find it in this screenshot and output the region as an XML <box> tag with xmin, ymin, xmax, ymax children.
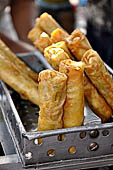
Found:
<box><xmin>52</xmin><ymin>41</ymin><xmax>74</xmax><ymax>60</ymax></box>
<box><xmin>66</xmin><ymin>29</ymin><xmax>92</xmax><ymax>60</ymax></box>
<box><xmin>38</xmin><ymin>69</ymin><xmax>67</xmax><ymax>131</ymax></box>
<box><xmin>51</xmin><ymin>28</ymin><xmax>69</xmax><ymax>43</ymax></box>
<box><xmin>34</xmin><ymin>32</ymin><xmax>52</xmax><ymax>53</ymax></box>
<box><xmin>82</xmin><ymin>49</ymin><xmax>113</xmax><ymax>110</ymax></box>
<box><xmin>0</xmin><ymin>54</ymin><xmax>39</xmax><ymax>106</ymax></box>
<box><xmin>39</xmin><ymin>13</ymin><xmax>65</xmax><ymax>35</ymax></box>
<box><xmin>59</xmin><ymin>59</ymin><xmax>84</xmax><ymax>128</ymax></box>
<box><xmin>28</xmin><ymin>18</ymin><xmax>43</xmax><ymax>44</ymax></box>
<box><xmin>0</xmin><ymin>39</ymin><xmax>38</xmax><ymax>82</ymax></box>
<box><xmin>44</xmin><ymin>45</ymin><xmax>70</xmax><ymax>71</ymax></box>
<box><xmin>84</xmin><ymin>76</ymin><xmax>112</xmax><ymax>122</ymax></box>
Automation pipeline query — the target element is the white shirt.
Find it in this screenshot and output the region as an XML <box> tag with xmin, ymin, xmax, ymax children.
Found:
<box><xmin>0</xmin><ymin>0</ymin><xmax>18</xmax><ymax>40</ymax></box>
<box><xmin>0</xmin><ymin>0</ymin><xmax>10</xmax><ymax>14</ymax></box>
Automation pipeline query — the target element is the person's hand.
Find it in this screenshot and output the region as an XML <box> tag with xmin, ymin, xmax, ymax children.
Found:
<box><xmin>10</xmin><ymin>0</ymin><xmax>38</xmax><ymax>44</ymax></box>
<box><xmin>0</xmin><ymin>32</ymin><xmax>36</xmax><ymax>53</ymax></box>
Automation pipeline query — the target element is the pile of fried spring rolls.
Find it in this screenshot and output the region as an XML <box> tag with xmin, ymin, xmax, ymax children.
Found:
<box><xmin>0</xmin><ymin>39</ymin><xmax>39</xmax><ymax>106</ymax></box>
<box><xmin>28</xmin><ymin>12</ymin><xmax>113</xmax><ymax>128</ymax></box>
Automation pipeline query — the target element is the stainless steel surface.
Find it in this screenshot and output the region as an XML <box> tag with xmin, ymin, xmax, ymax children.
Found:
<box><xmin>17</xmin><ymin>51</ymin><xmax>53</xmax><ymax>73</ymax></box>
<box><xmin>0</xmin><ymin>154</ymin><xmax>20</xmax><ymax>165</ymax></box>
<box><xmin>1</xmin><ymin>80</ymin><xmax>113</xmax><ymax>168</ymax></box>
<box><xmin>0</xmin><ymin>120</ymin><xmax>16</xmax><ymax>155</ymax></box>
<box><xmin>0</xmin><ymin>109</ymin><xmax>16</xmax><ymax>155</ymax></box>
<box><xmin>34</xmin><ymin>51</ymin><xmax>53</xmax><ymax>70</ymax></box>
<box><xmin>84</xmin><ymin>103</ymin><xmax>101</xmax><ymax>125</ymax></box>
<box><xmin>0</xmin><ymin>53</ymin><xmax>113</xmax><ymax>169</ymax></box>
<box><xmin>1</xmin><ymin>154</ymin><xmax>113</xmax><ymax>170</ymax></box>
<box><xmin>104</xmin><ymin>63</ymin><xmax>113</xmax><ymax>75</ymax></box>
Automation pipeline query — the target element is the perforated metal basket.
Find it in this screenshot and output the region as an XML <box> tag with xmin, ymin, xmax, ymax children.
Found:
<box><xmin>0</xmin><ymin>52</ymin><xmax>113</xmax><ymax>169</ymax></box>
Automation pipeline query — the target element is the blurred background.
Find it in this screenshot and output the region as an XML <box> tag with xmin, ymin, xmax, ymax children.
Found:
<box><xmin>0</xmin><ymin>1</ymin><xmax>113</xmax><ymax>169</ymax></box>
<box><xmin>0</xmin><ymin>0</ymin><xmax>112</xmax><ymax>68</ymax></box>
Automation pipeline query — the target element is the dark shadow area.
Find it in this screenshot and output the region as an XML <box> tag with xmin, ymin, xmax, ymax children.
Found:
<box><xmin>0</xmin><ymin>143</ymin><xmax>5</xmax><ymax>156</ymax></box>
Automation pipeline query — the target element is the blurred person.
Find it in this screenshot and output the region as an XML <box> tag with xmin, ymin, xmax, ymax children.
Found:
<box><xmin>87</xmin><ymin>0</ymin><xmax>112</xmax><ymax>68</ymax></box>
<box><xmin>69</xmin><ymin>0</ymin><xmax>88</xmax><ymax>35</ymax></box>
<box><xmin>0</xmin><ymin>0</ymin><xmax>38</xmax><ymax>53</ymax></box>
<box><xmin>70</xmin><ymin>0</ymin><xmax>113</xmax><ymax>68</ymax></box>
<box><xmin>36</xmin><ymin>0</ymin><xmax>74</xmax><ymax>33</ymax></box>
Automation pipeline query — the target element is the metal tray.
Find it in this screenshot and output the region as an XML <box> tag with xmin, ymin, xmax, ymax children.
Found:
<box><xmin>0</xmin><ymin>52</ymin><xmax>113</xmax><ymax>169</ymax></box>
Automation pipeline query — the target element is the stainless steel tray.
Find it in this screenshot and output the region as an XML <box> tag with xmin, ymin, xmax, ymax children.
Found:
<box><xmin>0</xmin><ymin>52</ymin><xmax>113</xmax><ymax>169</ymax></box>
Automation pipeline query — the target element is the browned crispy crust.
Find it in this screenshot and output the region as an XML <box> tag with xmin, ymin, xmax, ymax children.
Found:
<box><xmin>44</xmin><ymin>44</ymin><xmax>70</xmax><ymax>71</ymax></box>
<box><xmin>34</xmin><ymin>32</ymin><xmax>52</xmax><ymax>53</ymax></box>
<box><xmin>66</xmin><ymin>29</ymin><xmax>92</xmax><ymax>61</ymax></box>
<box><xmin>0</xmin><ymin>39</ymin><xmax>38</xmax><ymax>82</ymax></box>
<box><xmin>82</xmin><ymin>49</ymin><xmax>113</xmax><ymax>110</ymax></box>
<box><xmin>28</xmin><ymin>18</ymin><xmax>43</xmax><ymax>44</ymax></box>
<box><xmin>84</xmin><ymin>76</ymin><xmax>112</xmax><ymax>122</ymax></box>
<box><xmin>59</xmin><ymin>59</ymin><xmax>84</xmax><ymax>127</ymax></box>
<box><xmin>38</xmin><ymin>69</ymin><xmax>67</xmax><ymax>131</ymax></box>
<box><xmin>39</xmin><ymin>13</ymin><xmax>67</xmax><ymax>35</ymax></box>
<box><xmin>0</xmin><ymin>54</ymin><xmax>39</xmax><ymax>106</ymax></box>
<box><xmin>51</xmin><ymin>28</ymin><xmax>69</xmax><ymax>43</ymax></box>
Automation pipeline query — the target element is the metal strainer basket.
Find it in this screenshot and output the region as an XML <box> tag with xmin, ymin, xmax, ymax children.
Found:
<box><xmin>0</xmin><ymin>52</ymin><xmax>113</xmax><ymax>169</ymax></box>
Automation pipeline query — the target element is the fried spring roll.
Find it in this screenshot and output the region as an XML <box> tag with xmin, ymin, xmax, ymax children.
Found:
<box><xmin>66</xmin><ymin>29</ymin><xmax>92</xmax><ymax>60</ymax></box>
<box><xmin>39</xmin><ymin>13</ymin><xmax>68</xmax><ymax>36</ymax></box>
<box><xmin>28</xmin><ymin>18</ymin><xmax>43</xmax><ymax>44</ymax></box>
<box><xmin>59</xmin><ymin>59</ymin><xmax>84</xmax><ymax>128</ymax></box>
<box><xmin>52</xmin><ymin>41</ymin><xmax>74</xmax><ymax>60</ymax></box>
<box><xmin>51</xmin><ymin>28</ymin><xmax>69</xmax><ymax>43</ymax></box>
<box><xmin>34</xmin><ymin>32</ymin><xmax>52</xmax><ymax>53</ymax></box>
<box><xmin>38</xmin><ymin>69</ymin><xmax>67</xmax><ymax>131</ymax></box>
<box><xmin>44</xmin><ymin>45</ymin><xmax>70</xmax><ymax>71</ymax></box>
<box><xmin>0</xmin><ymin>54</ymin><xmax>39</xmax><ymax>106</ymax></box>
<box><xmin>0</xmin><ymin>39</ymin><xmax>38</xmax><ymax>82</ymax></box>
<box><xmin>84</xmin><ymin>76</ymin><xmax>112</xmax><ymax>122</ymax></box>
<box><xmin>65</xmin><ymin>29</ymin><xmax>112</xmax><ymax>121</ymax></box>
<box><xmin>82</xmin><ymin>49</ymin><xmax>113</xmax><ymax>110</ymax></box>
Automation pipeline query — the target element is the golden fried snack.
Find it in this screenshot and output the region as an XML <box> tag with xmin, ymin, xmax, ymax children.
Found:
<box><xmin>51</xmin><ymin>28</ymin><xmax>69</xmax><ymax>43</ymax></box>
<box><xmin>63</xmin><ymin>29</ymin><xmax>112</xmax><ymax>122</ymax></box>
<box><xmin>39</xmin><ymin>12</ymin><xmax>68</xmax><ymax>36</ymax></box>
<box><xmin>52</xmin><ymin>41</ymin><xmax>74</xmax><ymax>60</ymax></box>
<box><xmin>44</xmin><ymin>45</ymin><xmax>70</xmax><ymax>71</ymax></box>
<box><xmin>28</xmin><ymin>18</ymin><xmax>43</xmax><ymax>44</ymax></box>
<box><xmin>59</xmin><ymin>59</ymin><xmax>84</xmax><ymax>128</ymax></box>
<box><xmin>0</xmin><ymin>54</ymin><xmax>39</xmax><ymax>106</ymax></box>
<box><xmin>82</xmin><ymin>49</ymin><xmax>113</xmax><ymax>110</ymax></box>
<box><xmin>0</xmin><ymin>39</ymin><xmax>38</xmax><ymax>82</ymax></box>
<box><xmin>38</xmin><ymin>69</ymin><xmax>67</xmax><ymax>131</ymax></box>
<box><xmin>34</xmin><ymin>32</ymin><xmax>52</xmax><ymax>53</ymax></box>
<box><xmin>84</xmin><ymin>76</ymin><xmax>112</xmax><ymax>122</ymax></box>
<box><xmin>66</xmin><ymin>29</ymin><xmax>92</xmax><ymax>60</ymax></box>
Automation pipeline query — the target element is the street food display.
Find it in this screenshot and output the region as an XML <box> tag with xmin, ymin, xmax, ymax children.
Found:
<box><xmin>0</xmin><ymin>12</ymin><xmax>113</xmax><ymax>133</ymax></box>
<box><xmin>28</xmin><ymin>12</ymin><xmax>113</xmax><ymax>124</ymax></box>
